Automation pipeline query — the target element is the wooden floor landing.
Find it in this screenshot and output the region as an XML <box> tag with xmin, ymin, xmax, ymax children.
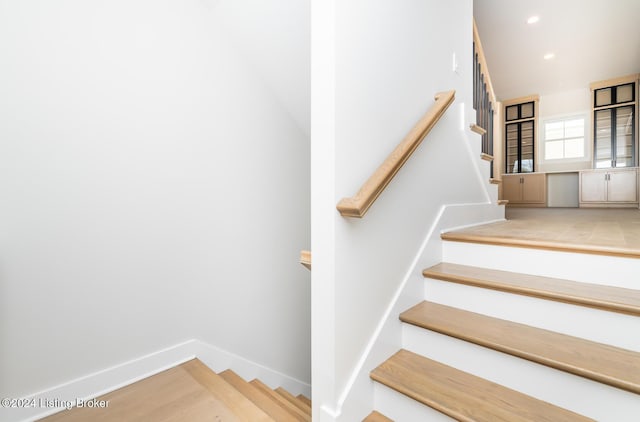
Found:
<box><xmin>38</xmin><ymin>359</ymin><xmax>311</xmax><ymax>422</ymax></box>
<box><xmin>442</xmin><ymin>208</ymin><xmax>640</xmax><ymax>258</ymax></box>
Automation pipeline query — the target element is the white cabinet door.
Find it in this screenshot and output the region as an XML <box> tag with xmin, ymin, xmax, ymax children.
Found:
<box><xmin>608</xmin><ymin>169</ymin><xmax>637</xmax><ymax>202</ymax></box>
<box><xmin>580</xmin><ymin>171</ymin><xmax>607</xmax><ymax>202</ymax></box>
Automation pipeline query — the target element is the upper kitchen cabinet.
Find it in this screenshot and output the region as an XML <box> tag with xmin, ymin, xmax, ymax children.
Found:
<box><xmin>591</xmin><ymin>76</ymin><xmax>639</xmax><ymax>169</ymax></box>
<box><xmin>503</xmin><ymin>95</ymin><xmax>539</xmax><ymax>174</ymax></box>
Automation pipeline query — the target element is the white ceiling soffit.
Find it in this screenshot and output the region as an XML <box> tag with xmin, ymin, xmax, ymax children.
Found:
<box><xmin>474</xmin><ymin>0</ymin><xmax>640</xmax><ymax>101</ymax></box>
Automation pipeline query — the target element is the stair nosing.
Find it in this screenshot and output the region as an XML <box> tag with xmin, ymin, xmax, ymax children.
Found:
<box><xmin>400</xmin><ymin>301</ymin><xmax>640</xmax><ymax>394</ymax></box>
<box><xmin>218</xmin><ymin>369</ymin><xmax>295</xmax><ymax>422</ymax></box>
<box><xmin>371</xmin><ymin>349</ymin><xmax>594</xmax><ymax>422</ymax></box>
<box><xmin>275</xmin><ymin>386</ymin><xmax>311</xmax><ymax>414</ymax></box>
<box><xmin>181</xmin><ymin>359</ymin><xmax>274</xmax><ymax>421</ymax></box>
<box><xmin>296</xmin><ymin>394</ymin><xmax>311</xmax><ymax>408</ymax></box>
<box><xmin>249</xmin><ymin>379</ymin><xmax>311</xmax><ymax>422</ymax></box>
<box><xmin>440</xmin><ymin>231</ymin><xmax>640</xmax><ymax>259</ymax></box>
<box><xmin>423</xmin><ymin>262</ymin><xmax>640</xmax><ymax>316</ymax></box>
<box><xmin>362</xmin><ymin>410</ymin><xmax>394</xmax><ymax>422</ymax></box>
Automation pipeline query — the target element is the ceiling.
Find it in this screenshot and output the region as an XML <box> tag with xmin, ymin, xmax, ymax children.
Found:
<box><xmin>474</xmin><ymin>0</ymin><xmax>640</xmax><ymax>101</ymax></box>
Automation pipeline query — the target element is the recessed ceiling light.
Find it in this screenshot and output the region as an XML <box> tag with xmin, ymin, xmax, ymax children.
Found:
<box><xmin>544</xmin><ymin>53</ymin><xmax>555</xmax><ymax>60</ymax></box>
<box><xmin>527</xmin><ymin>16</ymin><xmax>540</xmax><ymax>24</ymax></box>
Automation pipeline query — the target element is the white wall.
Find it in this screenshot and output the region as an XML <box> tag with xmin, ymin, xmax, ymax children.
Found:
<box><xmin>214</xmin><ymin>0</ymin><xmax>310</xmax><ymax>137</ymax></box>
<box><xmin>0</xmin><ymin>0</ymin><xmax>310</xmax><ymax>401</ymax></box>
<box><xmin>312</xmin><ymin>0</ymin><xmax>489</xmax><ymax>418</ymax></box>
<box><xmin>537</xmin><ymin>88</ymin><xmax>593</xmax><ymax>172</ymax></box>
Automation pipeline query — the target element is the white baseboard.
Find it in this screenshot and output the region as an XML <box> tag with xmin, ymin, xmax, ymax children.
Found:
<box><xmin>194</xmin><ymin>340</ymin><xmax>311</xmax><ymax>398</ymax></box>
<box><xmin>334</xmin><ymin>202</ymin><xmax>505</xmax><ymax>421</ymax></box>
<box><xmin>3</xmin><ymin>339</ymin><xmax>310</xmax><ymax>422</ymax></box>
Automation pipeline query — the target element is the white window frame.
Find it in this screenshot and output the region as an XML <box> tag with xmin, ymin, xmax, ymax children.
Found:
<box><xmin>541</xmin><ymin>114</ymin><xmax>589</xmax><ymax>163</ymax></box>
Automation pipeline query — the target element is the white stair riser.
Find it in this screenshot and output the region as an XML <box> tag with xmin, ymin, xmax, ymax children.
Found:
<box><xmin>442</xmin><ymin>241</ymin><xmax>640</xmax><ymax>289</ymax></box>
<box><xmin>424</xmin><ymin>278</ymin><xmax>640</xmax><ymax>351</ymax></box>
<box><xmin>402</xmin><ymin>324</ymin><xmax>640</xmax><ymax>422</ymax></box>
<box><xmin>373</xmin><ymin>382</ymin><xmax>454</xmax><ymax>422</ymax></box>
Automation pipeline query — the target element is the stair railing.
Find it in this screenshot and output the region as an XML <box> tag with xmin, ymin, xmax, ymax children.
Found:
<box><xmin>336</xmin><ymin>90</ymin><xmax>455</xmax><ymax>218</ymax></box>
<box><xmin>473</xmin><ymin>20</ymin><xmax>497</xmax><ymax>178</ymax></box>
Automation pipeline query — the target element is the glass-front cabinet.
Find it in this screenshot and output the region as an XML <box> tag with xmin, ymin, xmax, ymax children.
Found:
<box><xmin>505</xmin><ymin>100</ymin><xmax>536</xmax><ymax>173</ymax></box>
<box><xmin>593</xmin><ymin>82</ymin><xmax>636</xmax><ymax>168</ymax></box>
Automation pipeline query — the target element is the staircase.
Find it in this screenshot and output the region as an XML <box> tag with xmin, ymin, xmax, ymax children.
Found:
<box><xmin>365</xmin><ymin>234</ymin><xmax>640</xmax><ymax>421</ymax></box>
<box><xmin>40</xmin><ymin>359</ymin><xmax>311</xmax><ymax>421</ymax></box>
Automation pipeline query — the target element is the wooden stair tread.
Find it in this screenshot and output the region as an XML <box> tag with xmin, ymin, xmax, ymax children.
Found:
<box><xmin>250</xmin><ymin>379</ymin><xmax>311</xmax><ymax>421</ymax></box>
<box><xmin>275</xmin><ymin>386</ymin><xmax>312</xmax><ymax>414</ymax></box>
<box><xmin>219</xmin><ymin>369</ymin><xmax>295</xmax><ymax>421</ymax></box>
<box><xmin>181</xmin><ymin>359</ymin><xmax>274</xmax><ymax>421</ymax></box>
<box><xmin>480</xmin><ymin>153</ymin><xmax>493</xmax><ymax>161</ymax></box>
<box><xmin>41</xmin><ymin>363</ymin><xmax>241</xmax><ymax>422</ymax></box>
<box><xmin>296</xmin><ymin>394</ymin><xmax>311</xmax><ymax>407</ymax></box>
<box><xmin>423</xmin><ymin>262</ymin><xmax>640</xmax><ymax>316</ymax></box>
<box><xmin>441</xmin><ymin>230</ymin><xmax>640</xmax><ymax>259</ymax></box>
<box><xmin>470</xmin><ymin>123</ymin><xmax>487</xmax><ymax>135</ymax></box>
<box><xmin>371</xmin><ymin>349</ymin><xmax>593</xmax><ymax>422</ymax></box>
<box><xmin>401</xmin><ymin>301</ymin><xmax>640</xmax><ymax>394</ymax></box>
<box><xmin>300</xmin><ymin>250</ymin><xmax>312</xmax><ymax>270</ymax></box>
<box><xmin>362</xmin><ymin>410</ymin><xmax>394</xmax><ymax>421</ymax></box>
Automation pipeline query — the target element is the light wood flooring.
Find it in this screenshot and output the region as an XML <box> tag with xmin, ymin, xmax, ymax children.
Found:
<box><xmin>39</xmin><ymin>359</ymin><xmax>311</xmax><ymax>422</ymax></box>
<box><xmin>442</xmin><ymin>208</ymin><xmax>640</xmax><ymax>258</ymax></box>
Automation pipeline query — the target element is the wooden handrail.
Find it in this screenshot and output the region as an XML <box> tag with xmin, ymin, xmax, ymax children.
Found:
<box><xmin>300</xmin><ymin>250</ymin><xmax>311</xmax><ymax>270</ymax></box>
<box><xmin>336</xmin><ymin>90</ymin><xmax>455</xmax><ymax>218</ymax></box>
<box><xmin>472</xmin><ymin>20</ymin><xmax>496</xmax><ymax>106</ymax></box>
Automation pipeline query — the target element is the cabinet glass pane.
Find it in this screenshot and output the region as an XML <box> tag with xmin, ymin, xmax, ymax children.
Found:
<box><xmin>520</xmin><ymin>103</ymin><xmax>534</xmax><ymax>119</ymax></box>
<box><xmin>615</xmin><ymin>106</ymin><xmax>634</xmax><ymax>167</ymax></box>
<box><xmin>520</xmin><ymin>121</ymin><xmax>534</xmax><ymax>172</ymax></box>
<box><xmin>506</xmin><ymin>123</ymin><xmax>518</xmax><ymax>173</ymax></box>
<box><xmin>506</xmin><ymin>105</ymin><xmax>519</xmax><ymax>121</ymax></box>
<box><xmin>595</xmin><ymin>109</ymin><xmax>612</xmax><ymax>168</ymax></box>
<box><xmin>616</xmin><ymin>84</ymin><xmax>634</xmax><ymax>103</ymax></box>
<box><xmin>595</xmin><ymin>88</ymin><xmax>612</xmax><ymax>107</ymax></box>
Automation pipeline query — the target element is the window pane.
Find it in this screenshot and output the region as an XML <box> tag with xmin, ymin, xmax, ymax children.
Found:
<box><xmin>564</xmin><ymin>119</ymin><xmax>584</xmax><ymax>138</ymax></box>
<box><xmin>546</xmin><ymin>140</ymin><xmax>564</xmax><ymax>159</ymax></box>
<box><xmin>595</xmin><ymin>88</ymin><xmax>612</xmax><ymax>107</ymax></box>
<box><xmin>616</xmin><ymin>84</ymin><xmax>634</xmax><ymax>103</ymax></box>
<box><xmin>545</xmin><ymin>121</ymin><xmax>564</xmax><ymax>140</ymax></box>
<box><xmin>564</xmin><ymin>138</ymin><xmax>584</xmax><ymax>158</ymax></box>
<box><xmin>521</xmin><ymin>103</ymin><xmax>534</xmax><ymax>118</ymax></box>
<box><xmin>543</xmin><ymin>116</ymin><xmax>585</xmax><ymax>161</ymax></box>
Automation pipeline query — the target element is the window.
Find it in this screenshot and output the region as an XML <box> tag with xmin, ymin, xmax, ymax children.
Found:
<box><xmin>543</xmin><ymin>116</ymin><xmax>585</xmax><ymax>160</ymax></box>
